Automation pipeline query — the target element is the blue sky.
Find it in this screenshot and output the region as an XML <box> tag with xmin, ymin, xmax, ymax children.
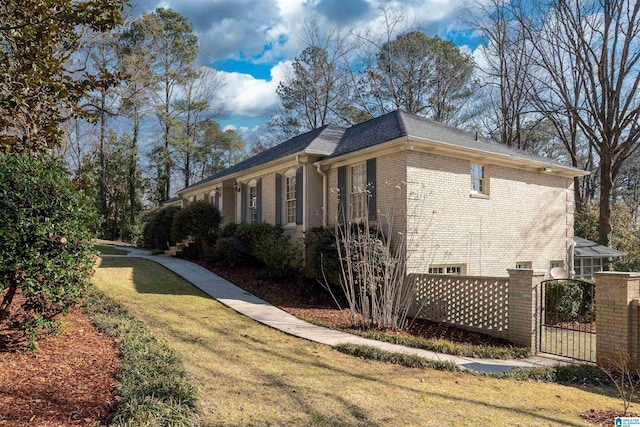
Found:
<box><xmin>131</xmin><ymin>0</ymin><xmax>485</xmax><ymax>139</ymax></box>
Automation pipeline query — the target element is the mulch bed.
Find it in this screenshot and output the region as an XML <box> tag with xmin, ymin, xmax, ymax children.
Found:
<box><xmin>580</xmin><ymin>409</ymin><xmax>640</xmax><ymax>426</ymax></box>
<box><xmin>0</xmin><ymin>307</ymin><xmax>119</xmax><ymax>426</ymax></box>
<box><xmin>199</xmin><ymin>261</ymin><xmax>516</xmax><ymax>348</ymax></box>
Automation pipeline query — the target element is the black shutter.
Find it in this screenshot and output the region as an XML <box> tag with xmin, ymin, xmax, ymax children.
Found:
<box><xmin>240</xmin><ymin>184</ymin><xmax>247</xmax><ymax>224</ymax></box>
<box><xmin>214</xmin><ymin>189</ymin><xmax>220</xmax><ymax>209</ymax></box>
<box><xmin>256</xmin><ymin>178</ymin><xmax>262</xmax><ymax>224</ymax></box>
<box><xmin>367</xmin><ymin>158</ymin><xmax>377</xmax><ymax>221</ymax></box>
<box><xmin>338</xmin><ymin>166</ymin><xmax>346</xmax><ymax>223</ymax></box>
<box><xmin>275</xmin><ymin>173</ymin><xmax>282</xmax><ymax>225</ymax></box>
<box><xmin>295</xmin><ymin>167</ymin><xmax>303</xmax><ymax>225</ymax></box>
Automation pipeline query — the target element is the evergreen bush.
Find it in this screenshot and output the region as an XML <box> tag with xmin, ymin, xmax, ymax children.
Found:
<box><xmin>142</xmin><ymin>205</ymin><xmax>181</xmax><ymax>250</ymax></box>
<box><xmin>0</xmin><ymin>154</ymin><xmax>97</xmax><ymax>346</ymax></box>
<box><xmin>170</xmin><ymin>201</ymin><xmax>222</xmax><ymax>258</ymax></box>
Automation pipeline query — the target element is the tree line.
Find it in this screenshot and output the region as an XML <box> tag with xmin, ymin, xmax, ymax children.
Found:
<box><xmin>1</xmin><ymin>0</ymin><xmax>639</xmax><ymax>257</ymax></box>
<box><xmin>57</xmin><ymin>7</ymin><xmax>245</xmax><ymax>241</ymax></box>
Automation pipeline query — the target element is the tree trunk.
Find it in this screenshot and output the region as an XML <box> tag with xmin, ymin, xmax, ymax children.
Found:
<box><xmin>98</xmin><ymin>87</ymin><xmax>107</xmax><ymax>218</ymax></box>
<box><xmin>0</xmin><ymin>281</ymin><xmax>18</xmax><ymax>325</ymax></box>
<box><xmin>573</xmin><ymin>176</ymin><xmax>583</xmax><ymax>213</ymax></box>
<box><xmin>184</xmin><ymin>152</ymin><xmax>190</xmax><ymax>188</ymax></box>
<box><xmin>129</xmin><ymin>104</ymin><xmax>139</xmax><ymax>225</ymax></box>
<box><xmin>598</xmin><ymin>152</ymin><xmax>613</xmax><ymax>247</ymax></box>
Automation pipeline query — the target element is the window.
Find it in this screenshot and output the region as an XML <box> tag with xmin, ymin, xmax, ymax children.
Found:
<box><xmin>428</xmin><ymin>264</ymin><xmax>465</xmax><ymax>275</ymax></box>
<box><xmin>515</xmin><ymin>261</ymin><xmax>532</xmax><ymax>269</ymax></box>
<box><xmin>470</xmin><ymin>163</ymin><xmax>486</xmax><ymax>195</ymax></box>
<box><xmin>575</xmin><ymin>258</ymin><xmax>603</xmax><ymax>279</ymax></box>
<box><xmin>248</xmin><ymin>185</ymin><xmax>257</xmax><ymax>223</ymax></box>
<box><xmin>350</xmin><ymin>163</ymin><xmax>367</xmax><ymax>220</ymax></box>
<box><xmin>286</xmin><ymin>175</ymin><xmax>296</xmax><ymax>224</ymax></box>
<box><xmin>550</xmin><ymin>261</ymin><xmax>563</xmax><ymax>269</ymax></box>
<box><xmin>550</xmin><ymin>260</ymin><xmax>563</xmax><ymax>270</ymax></box>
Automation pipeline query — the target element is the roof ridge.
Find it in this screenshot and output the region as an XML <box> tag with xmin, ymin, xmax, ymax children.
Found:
<box><xmin>396</xmin><ymin>110</ymin><xmax>410</xmax><ymax>137</ymax></box>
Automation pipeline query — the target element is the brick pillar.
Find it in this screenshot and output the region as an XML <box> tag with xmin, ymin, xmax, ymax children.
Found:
<box><xmin>508</xmin><ymin>269</ymin><xmax>547</xmax><ymax>351</ymax></box>
<box><xmin>594</xmin><ymin>272</ymin><xmax>640</xmax><ymax>370</ymax></box>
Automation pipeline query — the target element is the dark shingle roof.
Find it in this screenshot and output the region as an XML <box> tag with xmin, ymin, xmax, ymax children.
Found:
<box><xmin>326</xmin><ymin>110</ymin><xmax>581</xmax><ymax>171</ymax></box>
<box><xmin>574</xmin><ymin>237</ymin><xmax>626</xmax><ymax>258</ymax></box>
<box><xmin>327</xmin><ymin>110</ymin><xmax>407</xmax><ymax>158</ymax></box>
<box><xmin>180</xmin><ymin>124</ymin><xmax>344</xmax><ymax>192</ymax></box>
<box><xmin>161</xmin><ymin>196</ymin><xmax>181</xmax><ymax>206</ymax></box>
<box><xmin>179</xmin><ymin>110</ymin><xmax>585</xmax><ymax>194</ymax></box>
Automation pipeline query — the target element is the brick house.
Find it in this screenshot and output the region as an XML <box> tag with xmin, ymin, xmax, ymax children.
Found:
<box><xmin>176</xmin><ymin>110</ymin><xmax>588</xmax><ymax>277</ymax></box>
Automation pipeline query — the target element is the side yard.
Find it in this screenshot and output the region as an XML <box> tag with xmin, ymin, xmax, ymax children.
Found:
<box><xmin>92</xmin><ymin>256</ymin><xmax>630</xmax><ymax>426</ymax></box>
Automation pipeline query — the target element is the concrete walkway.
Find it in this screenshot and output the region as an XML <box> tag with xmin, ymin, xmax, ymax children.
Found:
<box><xmin>104</xmin><ymin>246</ymin><xmax>568</xmax><ymax>374</ymax></box>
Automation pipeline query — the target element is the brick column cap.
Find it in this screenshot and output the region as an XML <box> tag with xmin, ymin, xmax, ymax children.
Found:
<box><xmin>507</xmin><ymin>268</ymin><xmax>548</xmax><ymax>277</ymax></box>
<box><xmin>593</xmin><ymin>272</ymin><xmax>640</xmax><ymax>279</ymax></box>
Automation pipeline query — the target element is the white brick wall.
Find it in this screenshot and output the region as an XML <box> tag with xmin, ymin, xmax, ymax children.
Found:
<box><xmin>405</xmin><ymin>151</ymin><xmax>570</xmax><ymax>276</ymax></box>
<box><xmin>327</xmin><ymin>150</ymin><xmax>572</xmax><ymax>277</ymax></box>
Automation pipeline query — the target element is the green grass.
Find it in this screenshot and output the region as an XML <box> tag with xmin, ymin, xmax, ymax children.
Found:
<box><xmin>92</xmin><ymin>256</ymin><xmax>634</xmax><ymax>426</ymax></box>
<box><xmin>84</xmin><ymin>289</ymin><xmax>199</xmax><ymax>426</ymax></box>
<box><xmin>540</xmin><ymin>326</ymin><xmax>597</xmax><ymax>362</ymax></box>
<box><xmin>95</xmin><ymin>244</ymin><xmax>129</xmax><ymax>256</ymax></box>
<box><xmin>297</xmin><ymin>314</ymin><xmax>531</xmax><ymax>360</ymax></box>
<box><xmin>335</xmin><ymin>343</ymin><xmax>463</xmax><ymax>371</ymax></box>
<box><xmin>349</xmin><ymin>329</ymin><xmax>532</xmax><ymax>360</ymax></box>
<box><xmin>335</xmin><ymin>342</ymin><xmax>613</xmax><ymax>386</ymax></box>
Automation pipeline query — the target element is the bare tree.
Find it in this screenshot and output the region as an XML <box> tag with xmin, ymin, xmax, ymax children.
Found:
<box><xmin>172</xmin><ymin>66</ymin><xmax>225</xmax><ymax>188</ymax></box>
<box><xmin>470</xmin><ymin>0</ymin><xmax>538</xmax><ymax>148</ymax></box>
<box><xmin>276</xmin><ymin>21</ymin><xmax>355</xmax><ymax>131</ymax></box>
<box><xmin>533</xmin><ymin>0</ymin><xmax>640</xmax><ymax>246</ymax></box>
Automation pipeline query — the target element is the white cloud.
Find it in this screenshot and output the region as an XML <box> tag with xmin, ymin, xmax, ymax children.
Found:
<box><xmin>222</xmin><ymin>124</ymin><xmax>237</xmax><ymax>132</ymax></box>
<box><xmin>218</xmin><ymin>61</ymin><xmax>293</xmax><ymax>118</ymax></box>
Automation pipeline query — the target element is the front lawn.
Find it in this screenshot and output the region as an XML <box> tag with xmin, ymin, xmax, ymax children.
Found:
<box><xmin>93</xmin><ymin>256</ymin><xmax>632</xmax><ymax>426</ymax></box>
<box><xmin>95</xmin><ymin>244</ymin><xmax>129</xmax><ymax>256</ymax></box>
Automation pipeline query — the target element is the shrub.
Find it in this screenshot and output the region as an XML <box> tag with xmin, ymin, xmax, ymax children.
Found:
<box><xmin>305</xmin><ymin>227</ymin><xmax>341</xmax><ymax>286</ymax></box>
<box><xmin>171</xmin><ymin>201</ymin><xmax>222</xmax><ymax>257</ymax></box>
<box><xmin>142</xmin><ymin>205</ymin><xmax>181</xmax><ymax>250</ymax></box>
<box><xmin>0</xmin><ymin>154</ymin><xmax>97</xmax><ymax>347</ymax></box>
<box><xmin>210</xmin><ymin>223</ymin><xmax>301</xmax><ymax>278</ymax></box>
<box><xmin>233</xmin><ymin>223</ymin><xmax>283</xmax><ymax>258</ymax></box>
<box><xmin>254</xmin><ymin>233</ymin><xmax>302</xmax><ymax>280</ymax></box>
<box><xmin>207</xmin><ymin>236</ymin><xmax>247</xmax><ymax>267</ymax></box>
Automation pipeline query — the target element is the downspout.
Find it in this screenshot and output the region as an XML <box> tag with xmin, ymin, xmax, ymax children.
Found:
<box><xmin>296</xmin><ymin>155</ymin><xmax>307</xmax><ymax>232</ymax></box>
<box><xmin>568</xmin><ymin>240</ymin><xmax>576</xmax><ymax>278</ymax></box>
<box><xmin>316</xmin><ymin>163</ymin><xmax>327</xmax><ymax>227</ymax></box>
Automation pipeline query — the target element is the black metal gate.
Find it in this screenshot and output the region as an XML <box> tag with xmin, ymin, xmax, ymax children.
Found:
<box><xmin>539</xmin><ymin>279</ymin><xmax>596</xmax><ymax>362</ymax></box>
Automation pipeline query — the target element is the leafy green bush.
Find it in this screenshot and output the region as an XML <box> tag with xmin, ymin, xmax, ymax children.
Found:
<box><xmin>254</xmin><ymin>233</ymin><xmax>301</xmax><ymax>280</ymax></box>
<box><xmin>0</xmin><ymin>154</ymin><xmax>97</xmax><ymax>346</ymax></box>
<box><xmin>171</xmin><ymin>201</ymin><xmax>222</xmax><ymax>257</ymax></box>
<box><xmin>142</xmin><ymin>205</ymin><xmax>181</xmax><ymax>250</ymax></box>
<box><xmin>305</xmin><ymin>227</ymin><xmax>341</xmax><ymax>286</ymax></box>
<box><xmin>233</xmin><ymin>223</ymin><xmax>283</xmax><ymax>258</ymax></box>
<box><xmin>207</xmin><ymin>236</ymin><xmax>247</xmax><ymax>267</ymax></box>
<box><xmin>210</xmin><ymin>223</ymin><xmax>301</xmax><ymax>278</ymax></box>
